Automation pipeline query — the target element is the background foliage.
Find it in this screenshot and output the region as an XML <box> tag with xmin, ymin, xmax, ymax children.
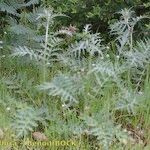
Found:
<box><xmin>45</xmin><ymin>0</ymin><xmax>150</xmax><ymax>37</ymax></box>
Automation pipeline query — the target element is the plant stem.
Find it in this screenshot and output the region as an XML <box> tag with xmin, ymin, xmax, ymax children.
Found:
<box><xmin>42</xmin><ymin>15</ymin><xmax>50</xmax><ymax>105</ymax></box>
<box><xmin>130</xmin><ymin>29</ymin><xmax>133</xmax><ymax>51</ymax></box>
<box><xmin>43</xmin><ymin>16</ymin><xmax>50</xmax><ymax>82</ymax></box>
<box><xmin>128</xmin><ymin>26</ymin><xmax>133</xmax><ymax>86</ymax></box>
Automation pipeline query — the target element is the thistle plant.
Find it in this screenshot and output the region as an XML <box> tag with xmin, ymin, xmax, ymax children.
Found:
<box><xmin>125</xmin><ymin>39</ymin><xmax>150</xmax><ymax>68</ymax></box>
<box><xmin>38</xmin><ymin>73</ymin><xmax>84</xmax><ymax>107</ymax></box>
<box><xmin>11</xmin><ymin>106</ymin><xmax>50</xmax><ymax>138</ymax></box>
<box><xmin>36</xmin><ymin>8</ymin><xmax>65</xmax><ymax>82</ymax></box>
<box><xmin>67</xmin><ymin>24</ymin><xmax>105</xmax><ymax>59</ymax></box>
<box><xmin>110</xmin><ymin>8</ymin><xmax>146</xmax><ymax>54</ymax></box>
<box><xmin>11</xmin><ymin>8</ymin><xmax>65</xmax><ymax>83</ymax></box>
<box><xmin>115</xmin><ymin>89</ymin><xmax>141</xmax><ymax>114</ymax></box>
<box><xmin>80</xmin><ymin>110</ymin><xmax>128</xmax><ymax>150</ymax></box>
<box><xmin>0</xmin><ymin>0</ymin><xmax>39</xmax><ymax>16</ymax></box>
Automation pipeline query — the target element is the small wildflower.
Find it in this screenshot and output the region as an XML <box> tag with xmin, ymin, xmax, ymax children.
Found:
<box><xmin>84</xmin><ymin>106</ymin><xmax>90</xmax><ymax>111</ymax></box>
<box><xmin>62</xmin><ymin>104</ymin><xmax>67</xmax><ymax>108</ymax></box>
<box><xmin>4</xmin><ymin>32</ymin><xmax>7</xmax><ymax>34</ymax></box>
<box><xmin>106</xmin><ymin>54</ymin><xmax>110</xmax><ymax>58</ymax></box>
<box><xmin>123</xmin><ymin>129</ymin><xmax>127</xmax><ymax>132</ymax></box>
<box><xmin>116</xmin><ymin>55</ymin><xmax>120</xmax><ymax>59</ymax></box>
<box><xmin>138</xmin><ymin>91</ymin><xmax>143</xmax><ymax>95</ymax></box>
<box><xmin>92</xmin><ymin>64</ymin><xmax>96</xmax><ymax>67</ymax></box>
<box><xmin>106</xmin><ymin>46</ymin><xmax>110</xmax><ymax>49</ymax></box>
<box><xmin>128</xmin><ymin>131</ymin><xmax>132</xmax><ymax>135</ymax></box>
<box><xmin>1</xmin><ymin>55</ymin><xmax>5</xmax><ymax>58</ymax></box>
<box><xmin>80</xmin><ymin>68</ymin><xmax>85</xmax><ymax>72</ymax></box>
<box><xmin>87</xmin><ymin>92</ymin><xmax>90</xmax><ymax>96</ymax></box>
<box><xmin>6</xmin><ymin>107</ymin><xmax>10</xmax><ymax>111</ymax></box>
<box><xmin>140</xmin><ymin>130</ymin><xmax>144</xmax><ymax>135</ymax></box>
<box><xmin>121</xmin><ymin>139</ymin><xmax>128</xmax><ymax>145</ymax></box>
<box><xmin>46</xmin><ymin>62</ymin><xmax>50</xmax><ymax>65</ymax></box>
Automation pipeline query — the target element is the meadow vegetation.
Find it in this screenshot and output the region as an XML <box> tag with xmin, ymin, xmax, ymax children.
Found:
<box><xmin>0</xmin><ymin>0</ymin><xmax>150</xmax><ymax>150</ymax></box>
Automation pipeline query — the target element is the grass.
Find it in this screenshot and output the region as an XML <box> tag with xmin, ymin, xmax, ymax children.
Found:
<box><xmin>0</xmin><ymin>54</ymin><xmax>150</xmax><ymax>150</ymax></box>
